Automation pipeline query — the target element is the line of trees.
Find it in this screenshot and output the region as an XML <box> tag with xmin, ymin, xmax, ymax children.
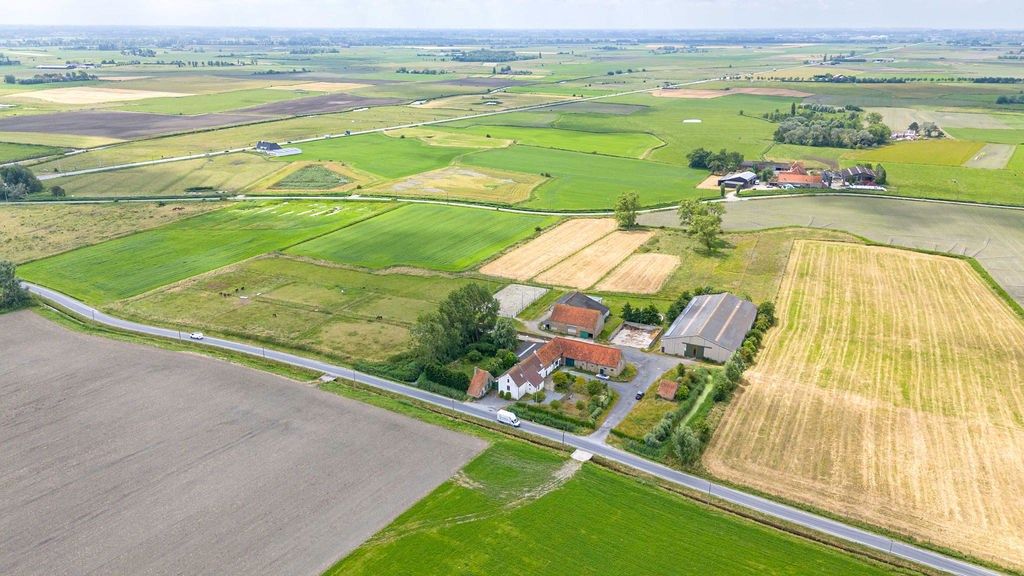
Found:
<box><xmin>412</xmin><ymin>283</ymin><xmax>516</xmax><ymax>365</ymax></box>
<box><xmin>771</xmin><ymin>109</ymin><xmax>890</xmax><ymax>149</ymax></box>
<box><xmin>686</xmin><ymin>148</ymin><xmax>744</xmax><ymax>173</ymax></box>
<box><xmin>1</xmin><ymin>165</ymin><xmax>44</xmax><ymax>201</ymax></box>
<box><xmin>996</xmin><ymin>94</ymin><xmax>1024</xmax><ymax>104</ymax></box>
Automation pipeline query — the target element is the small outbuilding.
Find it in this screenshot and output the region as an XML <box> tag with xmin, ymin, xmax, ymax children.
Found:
<box><xmin>656</xmin><ymin>379</ymin><xmax>679</xmax><ymax>401</ymax></box>
<box><xmin>661</xmin><ymin>293</ymin><xmax>757</xmax><ymax>363</ymax></box>
<box><xmin>554</xmin><ymin>292</ymin><xmax>610</xmax><ymax>320</ymax></box>
<box><xmin>467</xmin><ymin>367</ymin><xmax>494</xmax><ymax>399</ymax></box>
<box><xmin>840</xmin><ymin>166</ymin><xmax>876</xmax><ymax>184</ymax></box>
<box><xmin>717</xmin><ymin>171</ymin><xmax>758</xmax><ymax>189</ymax></box>
<box><xmin>255</xmin><ymin>141</ymin><xmax>282</xmax><ymax>152</ymax></box>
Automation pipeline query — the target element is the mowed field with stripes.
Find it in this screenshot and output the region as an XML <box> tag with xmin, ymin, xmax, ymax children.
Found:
<box><xmin>705</xmin><ymin>241</ymin><xmax>1024</xmax><ymax>570</ymax></box>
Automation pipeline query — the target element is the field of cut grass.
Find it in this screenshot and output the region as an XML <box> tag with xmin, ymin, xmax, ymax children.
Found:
<box><xmin>326</xmin><ymin>441</ymin><xmax>905</xmax><ymax>576</ymax></box>
<box><xmin>366</xmin><ymin>165</ymin><xmax>543</xmax><ymax>204</ymax></box>
<box><xmin>290</xmin><ymin>133</ymin><xmax>475</xmax><ymax>179</ymax></box>
<box><xmin>47</xmin><ymin>153</ymin><xmax>284</xmax><ymax>198</ymax></box>
<box><xmin>110</xmin><ymin>255</ymin><xmax>502</xmax><ymax>363</ymax></box>
<box><xmin>287</xmin><ymin>204</ymin><xmax>557</xmax><ymax>271</ymax></box>
<box><xmin>706</xmin><ymin>240</ymin><xmax>1024</xmax><ymax>571</ymax></box>
<box><xmin>463</xmin><ymin>145</ymin><xmax>708</xmax><ymax>210</ymax></box>
<box><xmin>18</xmin><ymin>201</ymin><xmax>395</xmax><ymax>303</ymax></box>
<box><xmin>117</xmin><ymin>88</ymin><xmax>309</xmax><ymax>115</ymax></box>
<box><xmin>883</xmin><ymin>162</ymin><xmax>1024</xmax><ymax>206</ymax></box>
<box><xmin>442</xmin><ymin>124</ymin><xmax>663</xmax><ymax>158</ymax></box>
<box><xmin>0</xmin><ymin>202</ymin><xmax>218</xmax><ymax>264</ymax></box>
<box><xmin>942</xmin><ymin>127</ymin><xmax>1024</xmax><ymax>145</ymax></box>
<box><xmin>845</xmin><ymin>139</ymin><xmax>985</xmax><ymax>167</ymax></box>
<box><xmin>0</xmin><ymin>141</ymin><xmax>63</xmax><ymax>162</ymax></box>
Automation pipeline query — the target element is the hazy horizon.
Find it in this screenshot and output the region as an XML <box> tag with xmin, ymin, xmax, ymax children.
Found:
<box><xmin>3</xmin><ymin>0</ymin><xmax>1021</xmax><ymax>31</ymax></box>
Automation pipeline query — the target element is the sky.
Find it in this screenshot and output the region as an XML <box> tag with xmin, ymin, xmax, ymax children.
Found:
<box><xmin>2</xmin><ymin>0</ymin><xmax>1020</xmax><ymax>30</ymax></box>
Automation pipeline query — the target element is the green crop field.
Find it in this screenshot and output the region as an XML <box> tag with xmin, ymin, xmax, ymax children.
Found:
<box><xmin>0</xmin><ymin>141</ymin><xmax>63</xmax><ymax>162</ymax></box>
<box><xmin>883</xmin><ymin>162</ymin><xmax>1024</xmax><ymax>206</ymax></box>
<box><xmin>269</xmin><ymin>164</ymin><xmax>349</xmax><ymax>189</ymax></box>
<box><xmin>289</xmin><ymin>133</ymin><xmax>476</xmax><ymax>179</ymax></box>
<box><xmin>440</xmin><ymin>124</ymin><xmax>663</xmax><ymax>158</ymax></box>
<box><xmin>18</xmin><ymin>201</ymin><xmax>395</xmax><ymax>303</ymax></box>
<box><xmin>118</xmin><ymin>88</ymin><xmax>309</xmax><ymax>115</ymax></box>
<box><xmin>845</xmin><ymin>139</ymin><xmax>986</xmax><ymax>167</ymax></box>
<box><xmin>462</xmin><ymin>145</ymin><xmax>709</xmax><ymax>209</ymax></box>
<box><xmin>110</xmin><ymin>255</ymin><xmax>503</xmax><ymax>362</ymax></box>
<box><xmin>287</xmin><ymin>203</ymin><xmax>558</xmax><ymax>271</ymax></box>
<box><xmin>326</xmin><ymin>441</ymin><xmax>904</xmax><ymax>576</ymax></box>
<box><xmin>47</xmin><ymin>153</ymin><xmax>285</xmax><ymax>198</ymax></box>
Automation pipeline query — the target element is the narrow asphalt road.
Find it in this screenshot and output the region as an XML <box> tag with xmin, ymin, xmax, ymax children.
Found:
<box><xmin>22</xmin><ymin>282</ymin><xmax>1004</xmax><ymax>576</ymax></box>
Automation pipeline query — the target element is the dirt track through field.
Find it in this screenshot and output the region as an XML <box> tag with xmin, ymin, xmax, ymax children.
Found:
<box><xmin>704</xmin><ymin>241</ymin><xmax>1024</xmax><ymax>570</ymax></box>
<box><xmin>480</xmin><ymin>218</ymin><xmax>617</xmax><ymax>280</ymax></box>
<box><xmin>535</xmin><ymin>230</ymin><xmax>653</xmax><ymax>289</ymax></box>
<box><xmin>596</xmin><ymin>253</ymin><xmax>679</xmax><ymax>294</ymax></box>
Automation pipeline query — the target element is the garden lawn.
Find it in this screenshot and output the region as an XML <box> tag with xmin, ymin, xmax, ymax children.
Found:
<box><xmin>18</xmin><ymin>201</ymin><xmax>394</xmax><ymax>303</ymax></box>
<box><xmin>462</xmin><ymin>145</ymin><xmax>708</xmax><ymax>210</ymax></box>
<box><xmin>288</xmin><ymin>133</ymin><xmax>475</xmax><ymax>179</ymax></box>
<box><xmin>287</xmin><ymin>204</ymin><xmax>558</xmax><ymax>271</ymax></box>
<box><xmin>326</xmin><ymin>441</ymin><xmax>905</xmax><ymax>576</ymax></box>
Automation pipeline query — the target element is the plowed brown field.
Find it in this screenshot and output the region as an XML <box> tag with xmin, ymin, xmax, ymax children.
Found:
<box><xmin>705</xmin><ymin>241</ymin><xmax>1024</xmax><ymax>570</ymax></box>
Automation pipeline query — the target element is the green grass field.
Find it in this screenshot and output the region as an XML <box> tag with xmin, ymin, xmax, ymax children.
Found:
<box><xmin>19</xmin><ymin>201</ymin><xmax>395</xmax><ymax>303</ymax></box>
<box><xmin>110</xmin><ymin>255</ymin><xmax>502</xmax><ymax>362</ymax></box>
<box><xmin>0</xmin><ymin>141</ymin><xmax>63</xmax><ymax>162</ymax></box>
<box><xmin>845</xmin><ymin>139</ymin><xmax>985</xmax><ymax>167</ymax></box>
<box><xmin>326</xmin><ymin>441</ymin><xmax>905</xmax><ymax>576</ymax></box>
<box><xmin>884</xmin><ymin>162</ymin><xmax>1024</xmax><ymax>205</ymax></box>
<box><xmin>287</xmin><ymin>203</ymin><xmax>557</xmax><ymax>271</ymax></box>
<box><xmin>269</xmin><ymin>164</ymin><xmax>349</xmax><ymax>189</ymax></box>
<box><xmin>290</xmin><ymin>133</ymin><xmax>476</xmax><ymax>179</ymax></box>
<box><xmin>462</xmin><ymin>145</ymin><xmax>709</xmax><ymax>209</ymax></box>
<box><xmin>117</xmin><ymin>88</ymin><xmax>309</xmax><ymax>115</ymax></box>
<box><xmin>440</xmin><ymin>124</ymin><xmax>663</xmax><ymax>158</ymax></box>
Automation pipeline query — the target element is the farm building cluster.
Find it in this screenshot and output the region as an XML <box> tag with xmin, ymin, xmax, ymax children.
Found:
<box><xmin>717</xmin><ymin>161</ymin><xmax>881</xmax><ymax>191</ymax></box>
<box><xmin>255</xmin><ymin>140</ymin><xmax>302</xmax><ymax>157</ymax></box>
<box><xmin>498</xmin><ymin>337</ymin><xmax>624</xmax><ymax>400</ymax></box>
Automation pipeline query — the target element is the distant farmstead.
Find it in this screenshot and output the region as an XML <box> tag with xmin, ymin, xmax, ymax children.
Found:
<box><xmin>840</xmin><ymin>165</ymin><xmax>876</xmax><ymax>184</ymax></box>
<box><xmin>661</xmin><ymin>293</ymin><xmax>757</xmax><ymax>363</ymax></box>
<box><xmin>255</xmin><ymin>140</ymin><xmax>302</xmax><ymax>157</ymax></box>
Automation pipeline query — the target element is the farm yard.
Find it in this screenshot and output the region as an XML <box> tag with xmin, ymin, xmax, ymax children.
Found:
<box><xmin>705</xmin><ymin>241</ymin><xmax>1024</xmax><ymax>570</ymax></box>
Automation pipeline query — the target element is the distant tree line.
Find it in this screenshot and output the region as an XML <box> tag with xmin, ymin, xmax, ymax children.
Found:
<box><xmin>0</xmin><ymin>54</ymin><xmax>20</xmax><ymax>66</ymax></box>
<box><xmin>450</xmin><ymin>49</ymin><xmax>537</xmax><ymax>63</ymax></box>
<box><xmin>770</xmin><ymin>107</ymin><xmax>890</xmax><ymax>149</ymax></box>
<box><xmin>996</xmin><ymin>94</ymin><xmax>1024</xmax><ymax>104</ymax></box>
<box><xmin>396</xmin><ymin>67</ymin><xmax>447</xmax><ymax>75</ymax></box>
<box><xmin>6</xmin><ymin>71</ymin><xmax>97</xmax><ymax>85</ymax></box>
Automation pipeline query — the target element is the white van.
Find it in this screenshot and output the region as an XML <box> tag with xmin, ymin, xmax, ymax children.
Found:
<box><xmin>496</xmin><ymin>409</ymin><xmax>521</xmax><ymax>428</ymax></box>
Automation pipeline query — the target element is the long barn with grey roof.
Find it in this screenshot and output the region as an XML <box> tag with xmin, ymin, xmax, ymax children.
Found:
<box><xmin>661</xmin><ymin>293</ymin><xmax>756</xmax><ymax>362</ymax></box>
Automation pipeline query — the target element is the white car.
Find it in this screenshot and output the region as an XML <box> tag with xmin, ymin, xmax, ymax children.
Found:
<box><xmin>596</xmin><ymin>373</ymin><xmax>610</xmax><ymax>380</ymax></box>
<box><xmin>189</xmin><ymin>332</ymin><xmax>205</xmax><ymax>340</ymax></box>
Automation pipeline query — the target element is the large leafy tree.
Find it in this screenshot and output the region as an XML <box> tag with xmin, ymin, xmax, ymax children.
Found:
<box><xmin>614</xmin><ymin>191</ymin><xmax>640</xmax><ymax>229</ymax></box>
<box><xmin>0</xmin><ymin>260</ymin><xmax>30</xmax><ymax>310</ymax></box>
<box><xmin>678</xmin><ymin>199</ymin><xmax>725</xmax><ymax>252</ymax></box>
<box><xmin>413</xmin><ymin>284</ymin><xmax>500</xmax><ymax>363</ymax></box>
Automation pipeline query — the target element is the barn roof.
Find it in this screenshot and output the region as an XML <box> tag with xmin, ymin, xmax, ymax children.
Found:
<box><xmin>841</xmin><ymin>165</ymin><xmax>875</xmax><ymax>178</ymax></box>
<box><xmin>776</xmin><ymin>172</ymin><xmax>823</xmax><ymax>186</ymax></box>
<box><xmin>719</xmin><ymin>171</ymin><xmax>758</xmax><ymax>182</ymax></box>
<box><xmin>503</xmin><ymin>355</ymin><xmax>545</xmax><ymax>389</ymax></box>
<box><xmin>549</xmin><ymin>304</ymin><xmax>601</xmax><ymax>333</ymax></box>
<box><xmin>546</xmin><ymin>337</ymin><xmax>622</xmax><ymax>368</ymax></box>
<box><xmin>555</xmin><ymin>292</ymin><xmax>609</xmax><ymax>316</ymax></box>
<box><xmin>664</xmin><ymin>293</ymin><xmax>757</xmax><ymax>354</ymax></box>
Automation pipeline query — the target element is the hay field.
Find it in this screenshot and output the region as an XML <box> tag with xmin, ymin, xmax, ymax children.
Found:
<box><xmin>535</xmin><ymin>230</ymin><xmax>654</xmax><ymax>289</ymax></box>
<box><xmin>963</xmin><ymin>143</ymin><xmax>1016</xmax><ymax>169</ymax></box>
<box><xmin>480</xmin><ymin>218</ymin><xmax>617</xmax><ymax>280</ymax></box>
<box><xmin>845</xmin><ymin>139</ymin><xmax>985</xmax><ymax>167</ymax></box>
<box><xmin>595</xmin><ymin>253</ymin><xmax>680</xmax><ymax>294</ymax></box>
<box><xmin>705</xmin><ymin>240</ymin><xmax>1024</xmax><ymax>570</ymax></box>
<box><xmin>10</xmin><ymin>87</ymin><xmax>190</xmax><ymax>104</ymax></box>
<box><xmin>368</xmin><ymin>166</ymin><xmax>544</xmax><ymax>204</ymax></box>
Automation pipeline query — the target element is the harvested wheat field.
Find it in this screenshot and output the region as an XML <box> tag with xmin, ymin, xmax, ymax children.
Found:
<box><xmin>535</xmin><ymin>230</ymin><xmax>654</xmax><ymax>289</ymax></box>
<box><xmin>480</xmin><ymin>218</ymin><xmax>617</xmax><ymax>280</ymax></box>
<box><xmin>705</xmin><ymin>240</ymin><xmax>1024</xmax><ymax>570</ymax></box>
<box><xmin>11</xmin><ymin>87</ymin><xmax>191</xmax><ymax>104</ymax></box>
<box><xmin>268</xmin><ymin>82</ymin><xmax>370</xmax><ymax>92</ymax></box>
<box><xmin>596</xmin><ymin>253</ymin><xmax>679</xmax><ymax>294</ymax></box>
